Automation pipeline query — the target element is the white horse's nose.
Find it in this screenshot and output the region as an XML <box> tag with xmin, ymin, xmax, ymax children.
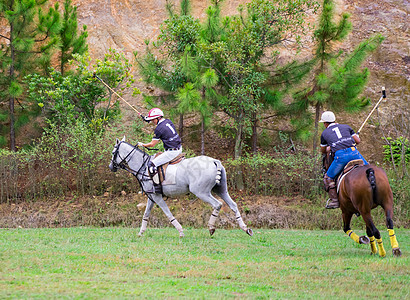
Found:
<box><xmin>109</xmin><ymin>163</ymin><xmax>117</xmax><ymax>172</ymax></box>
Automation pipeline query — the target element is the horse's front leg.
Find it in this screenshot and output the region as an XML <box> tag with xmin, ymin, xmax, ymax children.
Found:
<box><xmin>139</xmin><ymin>198</ymin><xmax>155</xmax><ymax>237</ymax></box>
<box><xmin>152</xmin><ymin>194</ymin><xmax>185</xmax><ymax>238</ymax></box>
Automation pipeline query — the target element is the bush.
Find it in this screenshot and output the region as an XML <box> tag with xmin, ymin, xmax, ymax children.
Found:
<box><xmin>383</xmin><ymin>136</ymin><xmax>410</xmax><ymax>166</ymax></box>
<box><xmin>224</xmin><ymin>151</ymin><xmax>321</xmax><ymax>198</ymax></box>
<box><xmin>0</xmin><ymin>120</ymin><xmax>136</xmax><ymax>203</ymax></box>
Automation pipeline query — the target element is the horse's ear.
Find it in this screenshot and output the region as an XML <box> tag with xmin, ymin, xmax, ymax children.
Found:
<box><xmin>122</xmin><ymin>136</ymin><xmax>126</xmax><ymax>142</ymax></box>
<box><xmin>116</xmin><ymin>138</ymin><xmax>120</xmax><ymax>144</ymax></box>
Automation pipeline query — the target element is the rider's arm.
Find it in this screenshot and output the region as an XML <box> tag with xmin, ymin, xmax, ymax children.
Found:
<box><xmin>352</xmin><ymin>134</ymin><xmax>361</xmax><ymax>145</ymax></box>
<box><xmin>142</xmin><ymin>139</ymin><xmax>160</xmax><ymax>148</ymax></box>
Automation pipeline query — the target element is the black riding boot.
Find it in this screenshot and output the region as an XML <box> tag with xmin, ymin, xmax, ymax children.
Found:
<box><xmin>323</xmin><ymin>174</ymin><xmax>339</xmax><ymax>209</ymax></box>
<box><xmin>148</xmin><ymin>161</ymin><xmax>162</xmax><ymax>194</ymax></box>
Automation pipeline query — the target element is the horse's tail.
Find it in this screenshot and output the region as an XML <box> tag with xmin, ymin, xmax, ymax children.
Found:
<box><xmin>214</xmin><ymin>160</ymin><xmax>223</xmax><ymax>185</ymax></box>
<box><xmin>366</xmin><ymin>168</ymin><xmax>377</xmax><ymax>204</ymax></box>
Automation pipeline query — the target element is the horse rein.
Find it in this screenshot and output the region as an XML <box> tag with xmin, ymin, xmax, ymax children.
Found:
<box><xmin>111</xmin><ymin>141</ymin><xmax>160</xmax><ymax>203</ymax></box>
<box><xmin>111</xmin><ymin>141</ymin><xmax>151</xmax><ymax>180</ymax></box>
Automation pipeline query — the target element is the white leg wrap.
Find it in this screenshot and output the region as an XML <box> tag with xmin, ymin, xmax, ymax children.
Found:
<box><xmin>208</xmin><ymin>209</ymin><xmax>220</xmax><ymax>229</ymax></box>
<box><xmin>170</xmin><ymin>218</ymin><xmax>184</xmax><ymax>237</ymax></box>
<box><xmin>138</xmin><ymin>219</ymin><xmax>148</xmax><ymax>236</ymax></box>
<box><xmin>235</xmin><ymin>212</ymin><xmax>247</xmax><ymax>231</ymax></box>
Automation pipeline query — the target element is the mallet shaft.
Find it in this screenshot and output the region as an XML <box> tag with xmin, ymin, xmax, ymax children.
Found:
<box><xmin>357</xmin><ymin>87</ymin><xmax>386</xmax><ymax>134</ymax></box>
<box><xmin>94</xmin><ymin>73</ymin><xmax>141</xmax><ymax>115</ymax></box>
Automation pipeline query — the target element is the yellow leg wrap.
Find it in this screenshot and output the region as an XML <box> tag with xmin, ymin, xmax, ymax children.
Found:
<box><xmin>346</xmin><ymin>230</ymin><xmax>360</xmax><ymax>244</ymax></box>
<box><xmin>377</xmin><ymin>238</ymin><xmax>386</xmax><ymax>257</ymax></box>
<box><xmin>369</xmin><ymin>236</ymin><xmax>377</xmax><ymax>254</ymax></box>
<box><xmin>388</xmin><ymin>229</ymin><xmax>399</xmax><ymax>249</ymax></box>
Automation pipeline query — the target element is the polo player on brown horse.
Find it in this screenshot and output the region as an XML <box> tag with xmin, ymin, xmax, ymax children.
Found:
<box><xmin>320</xmin><ymin>111</ymin><xmax>401</xmax><ymax>257</ymax></box>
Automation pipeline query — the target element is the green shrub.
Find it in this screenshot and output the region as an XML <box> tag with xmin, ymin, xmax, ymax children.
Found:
<box><xmin>0</xmin><ymin>120</ymin><xmax>136</xmax><ymax>203</ymax></box>
<box><xmin>383</xmin><ymin>136</ymin><xmax>410</xmax><ymax>165</ymax></box>
<box><xmin>224</xmin><ymin>152</ymin><xmax>321</xmax><ymax>198</ymax></box>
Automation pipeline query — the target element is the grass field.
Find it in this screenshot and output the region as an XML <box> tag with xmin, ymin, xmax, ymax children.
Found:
<box><xmin>0</xmin><ymin>227</ymin><xmax>409</xmax><ymax>299</ymax></box>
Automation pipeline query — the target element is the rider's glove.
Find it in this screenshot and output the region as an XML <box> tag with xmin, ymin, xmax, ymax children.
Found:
<box><xmin>137</xmin><ymin>142</ymin><xmax>144</xmax><ymax>147</ymax></box>
<box><xmin>140</xmin><ymin>114</ymin><xmax>149</xmax><ymax>123</ymax></box>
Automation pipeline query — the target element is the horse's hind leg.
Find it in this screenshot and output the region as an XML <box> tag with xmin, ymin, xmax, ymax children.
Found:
<box><xmin>362</xmin><ymin>212</ymin><xmax>386</xmax><ymax>257</ymax></box>
<box><xmin>343</xmin><ymin>211</ymin><xmax>369</xmax><ymax>245</ymax></box>
<box><xmin>384</xmin><ymin>207</ymin><xmax>402</xmax><ymax>257</ymax></box>
<box><xmin>213</xmin><ymin>186</ymin><xmax>252</xmax><ymax>236</ymax></box>
<box><xmin>191</xmin><ymin>190</ymin><xmax>222</xmax><ymax>236</ymax></box>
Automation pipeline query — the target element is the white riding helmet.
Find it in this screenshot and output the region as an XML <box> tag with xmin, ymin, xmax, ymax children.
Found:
<box><xmin>319</xmin><ymin>111</ymin><xmax>336</xmax><ymax>123</ymax></box>
<box><xmin>145</xmin><ymin>107</ymin><xmax>164</xmax><ymax>121</ymax></box>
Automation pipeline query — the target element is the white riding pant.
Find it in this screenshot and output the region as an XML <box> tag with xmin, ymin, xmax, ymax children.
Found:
<box><xmin>152</xmin><ymin>148</ymin><xmax>182</xmax><ymax>167</ymax></box>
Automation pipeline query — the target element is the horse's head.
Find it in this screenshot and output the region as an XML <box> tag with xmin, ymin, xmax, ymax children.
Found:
<box><xmin>109</xmin><ymin>137</ymin><xmax>148</xmax><ymax>175</ymax></box>
<box><xmin>109</xmin><ymin>137</ymin><xmax>125</xmax><ymax>172</ymax></box>
<box><xmin>322</xmin><ymin>149</ymin><xmax>334</xmax><ymax>175</ymax></box>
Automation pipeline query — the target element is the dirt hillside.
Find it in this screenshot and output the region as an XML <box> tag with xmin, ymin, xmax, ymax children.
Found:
<box><xmin>66</xmin><ymin>0</ymin><xmax>409</xmax><ymax>161</ymax></box>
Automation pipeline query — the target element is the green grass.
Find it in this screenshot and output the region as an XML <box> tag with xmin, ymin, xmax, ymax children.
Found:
<box><xmin>0</xmin><ymin>228</ymin><xmax>409</xmax><ymax>299</ymax></box>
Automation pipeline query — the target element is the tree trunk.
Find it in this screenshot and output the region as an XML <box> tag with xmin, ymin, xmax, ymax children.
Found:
<box><xmin>234</xmin><ymin>121</ymin><xmax>243</xmax><ymax>160</ymax></box>
<box><xmin>9</xmin><ymin>24</ymin><xmax>16</xmax><ymax>152</ymax></box>
<box><xmin>9</xmin><ymin>96</ymin><xmax>15</xmax><ymax>152</ymax></box>
<box><xmin>312</xmin><ymin>102</ymin><xmax>321</xmax><ymax>155</ymax></box>
<box><xmin>201</xmin><ymin>116</ymin><xmax>205</xmax><ymax>155</ymax></box>
<box><xmin>251</xmin><ymin>112</ymin><xmax>258</xmax><ymax>154</ymax></box>
<box><xmin>234</xmin><ymin>115</ymin><xmax>244</xmax><ymax>190</ymax></box>
<box><xmin>179</xmin><ymin>114</ymin><xmax>184</xmax><ymax>143</ymax></box>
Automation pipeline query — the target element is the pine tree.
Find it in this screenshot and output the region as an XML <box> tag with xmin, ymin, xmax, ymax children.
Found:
<box><xmin>0</xmin><ymin>0</ymin><xmax>60</xmax><ymax>151</ymax></box>
<box><xmin>177</xmin><ymin>49</ymin><xmax>218</xmax><ymax>154</ymax></box>
<box><xmin>201</xmin><ymin>0</ymin><xmax>317</xmax><ymax>158</ymax></box>
<box><xmin>286</xmin><ymin>0</ymin><xmax>384</xmax><ymax>153</ymax></box>
<box><xmin>136</xmin><ymin>0</ymin><xmax>200</xmax><ymax>141</ymax></box>
<box><xmin>59</xmin><ymin>0</ymin><xmax>88</xmax><ymax>76</ymax></box>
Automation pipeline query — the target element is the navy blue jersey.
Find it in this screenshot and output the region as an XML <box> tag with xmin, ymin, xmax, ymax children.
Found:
<box><xmin>153</xmin><ymin>119</ymin><xmax>182</xmax><ymax>150</ymax></box>
<box><xmin>320</xmin><ymin>123</ymin><xmax>357</xmax><ymax>153</ymax></box>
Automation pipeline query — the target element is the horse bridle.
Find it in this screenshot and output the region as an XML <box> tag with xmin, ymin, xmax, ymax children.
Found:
<box><xmin>111</xmin><ymin>141</ymin><xmax>151</xmax><ymax>179</ymax></box>
<box><xmin>111</xmin><ymin>141</ymin><xmax>159</xmax><ymax>202</ymax></box>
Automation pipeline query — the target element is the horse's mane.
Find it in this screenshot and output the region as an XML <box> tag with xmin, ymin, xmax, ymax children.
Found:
<box><xmin>120</xmin><ymin>141</ymin><xmax>147</xmax><ymax>156</ymax></box>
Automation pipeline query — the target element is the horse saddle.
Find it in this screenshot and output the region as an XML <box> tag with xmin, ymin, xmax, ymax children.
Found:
<box><xmin>152</xmin><ymin>153</ymin><xmax>186</xmax><ymax>184</ymax></box>
<box><xmin>336</xmin><ymin>159</ymin><xmax>365</xmax><ymax>191</ymax></box>
<box><xmin>343</xmin><ymin>159</ymin><xmax>364</xmax><ymax>174</ymax></box>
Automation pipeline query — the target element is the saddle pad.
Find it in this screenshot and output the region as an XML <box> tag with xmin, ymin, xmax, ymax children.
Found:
<box><xmin>337</xmin><ymin>165</ymin><xmax>361</xmax><ymax>193</ymax></box>
<box><xmin>162</xmin><ymin>164</ymin><xmax>178</xmax><ymax>185</ymax></box>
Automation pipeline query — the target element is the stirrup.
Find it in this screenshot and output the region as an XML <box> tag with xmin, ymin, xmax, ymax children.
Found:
<box><xmin>154</xmin><ymin>184</ymin><xmax>162</xmax><ymax>194</ymax></box>
<box><xmin>325</xmin><ymin>198</ymin><xmax>340</xmax><ymax>209</ymax></box>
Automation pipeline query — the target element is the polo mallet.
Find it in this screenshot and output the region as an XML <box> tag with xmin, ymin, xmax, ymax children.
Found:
<box><xmin>357</xmin><ymin>87</ymin><xmax>387</xmax><ymax>135</ymax></box>
<box><xmin>93</xmin><ymin>72</ymin><xmax>142</xmax><ymax>115</ymax></box>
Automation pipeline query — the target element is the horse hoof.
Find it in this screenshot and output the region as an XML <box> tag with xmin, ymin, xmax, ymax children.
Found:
<box><xmin>138</xmin><ymin>232</ymin><xmax>143</xmax><ymax>237</ymax></box>
<box><xmin>359</xmin><ymin>236</ymin><xmax>370</xmax><ymax>244</ymax></box>
<box><xmin>392</xmin><ymin>248</ymin><xmax>402</xmax><ymax>257</ymax></box>
<box><xmin>246</xmin><ymin>228</ymin><xmax>253</xmax><ymax>236</ymax></box>
<box><xmin>179</xmin><ymin>232</ymin><xmax>185</xmax><ymax>238</ymax></box>
<box><xmin>209</xmin><ymin>228</ymin><xmax>215</xmax><ymax>236</ymax></box>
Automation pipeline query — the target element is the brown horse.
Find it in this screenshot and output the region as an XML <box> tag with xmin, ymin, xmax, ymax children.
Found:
<box><xmin>323</xmin><ymin>152</ymin><xmax>401</xmax><ymax>257</ymax></box>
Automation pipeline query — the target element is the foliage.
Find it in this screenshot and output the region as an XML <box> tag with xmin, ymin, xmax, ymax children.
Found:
<box><xmin>282</xmin><ymin>0</ymin><xmax>384</xmax><ymax>150</ymax></box>
<box><xmin>200</xmin><ymin>0</ymin><xmax>318</xmax><ymax>158</ymax></box>
<box><xmin>0</xmin><ymin>0</ymin><xmax>60</xmax><ymax>150</ymax></box>
<box><xmin>0</xmin><ymin>120</ymin><xmax>134</xmax><ymax>202</ymax></box>
<box><xmin>25</xmin><ymin>49</ymin><xmax>135</xmax><ymax>128</ymax></box>
<box><xmin>225</xmin><ymin>151</ymin><xmax>320</xmax><ymax>197</ymax></box>
<box><xmin>59</xmin><ymin>0</ymin><xmax>88</xmax><ymax>75</ymax></box>
<box><xmin>137</xmin><ymin>0</ymin><xmax>318</xmax><ymax>158</ymax></box>
<box><xmin>383</xmin><ymin>136</ymin><xmax>410</xmax><ymax>165</ymax></box>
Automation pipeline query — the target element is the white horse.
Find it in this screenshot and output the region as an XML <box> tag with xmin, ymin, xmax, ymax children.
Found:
<box><xmin>109</xmin><ymin>137</ymin><xmax>253</xmax><ymax>237</ymax></box>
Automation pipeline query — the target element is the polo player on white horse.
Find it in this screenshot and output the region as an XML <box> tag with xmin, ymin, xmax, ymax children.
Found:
<box><xmin>138</xmin><ymin>108</ymin><xmax>182</xmax><ymax>193</ymax></box>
